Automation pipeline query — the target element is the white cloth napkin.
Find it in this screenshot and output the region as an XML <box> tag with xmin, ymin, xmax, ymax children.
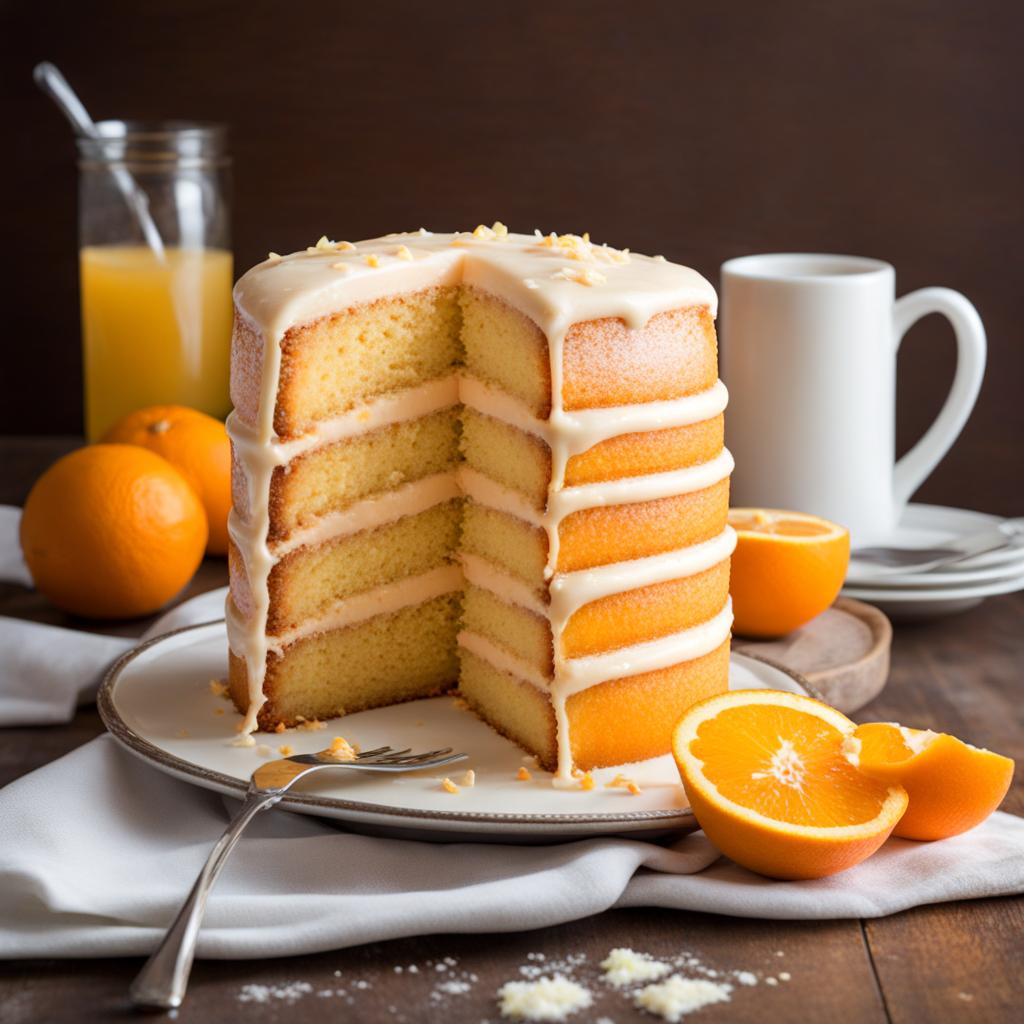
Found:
<box><xmin>0</xmin><ymin>504</ymin><xmax>226</xmax><ymax>726</ymax></box>
<box><xmin>2</xmin><ymin>501</ymin><xmax>1023</xmax><ymax>957</ymax></box>
<box><xmin>0</xmin><ymin>738</ymin><xmax>1022</xmax><ymax>958</ymax></box>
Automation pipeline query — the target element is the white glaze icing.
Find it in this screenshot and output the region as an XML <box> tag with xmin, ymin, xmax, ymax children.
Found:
<box><xmin>229</xmin><ymin>228</ymin><xmax>727</xmax><ymax>776</ymax></box>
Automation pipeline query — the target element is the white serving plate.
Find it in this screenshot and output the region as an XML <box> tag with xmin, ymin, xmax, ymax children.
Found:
<box><xmin>98</xmin><ymin>620</ymin><xmax>813</xmax><ymax>843</ymax></box>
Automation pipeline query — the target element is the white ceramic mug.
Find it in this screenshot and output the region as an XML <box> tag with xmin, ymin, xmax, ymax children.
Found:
<box><xmin>719</xmin><ymin>253</ymin><xmax>986</xmax><ymax>545</ymax></box>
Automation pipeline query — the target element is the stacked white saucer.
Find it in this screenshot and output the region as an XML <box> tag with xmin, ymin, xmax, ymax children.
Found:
<box><xmin>842</xmin><ymin>505</ymin><xmax>1024</xmax><ymax>620</ymax></box>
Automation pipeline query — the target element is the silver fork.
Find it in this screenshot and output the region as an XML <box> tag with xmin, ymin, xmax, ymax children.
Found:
<box><xmin>129</xmin><ymin>743</ymin><xmax>467</xmax><ymax>1010</ymax></box>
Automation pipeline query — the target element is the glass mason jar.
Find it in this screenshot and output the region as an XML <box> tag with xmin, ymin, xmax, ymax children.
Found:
<box><xmin>77</xmin><ymin>121</ymin><xmax>232</xmax><ymax>440</ymax></box>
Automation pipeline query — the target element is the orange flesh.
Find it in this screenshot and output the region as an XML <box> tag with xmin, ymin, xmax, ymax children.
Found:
<box><xmin>729</xmin><ymin>512</ymin><xmax>835</xmax><ymax>537</ymax></box>
<box><xmin>690</xmin><ymin>704</ymin><xmax>893</xmax><ymax>827</ymax></box>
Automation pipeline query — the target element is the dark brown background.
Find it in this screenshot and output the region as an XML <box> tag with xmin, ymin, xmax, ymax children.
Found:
<box><xmin>2</xmin><ymin>0</ymin><xmax>1022</xmax><ymax>511</ymax></box>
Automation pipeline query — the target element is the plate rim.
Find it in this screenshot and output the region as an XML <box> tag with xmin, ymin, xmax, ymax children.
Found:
<box><xmin>97</xmin><ymin>618</ymin><xmax>817</xmax><ymax>834</ymax></box>
<box><xmin>842</xmin><ymin>570</ymin><xmax>1024</xmax><ymax>602</ymax></box>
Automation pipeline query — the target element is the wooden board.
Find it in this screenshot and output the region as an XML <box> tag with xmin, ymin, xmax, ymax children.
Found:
<box><xmin>733</xmin><ymin>597</ymin><xmax>892</xmax><ymax>713</ymax></box>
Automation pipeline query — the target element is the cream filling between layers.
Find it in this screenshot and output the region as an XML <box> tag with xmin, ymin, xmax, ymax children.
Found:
<box><xmin>227</xmin><ymin>564</ymin><xmax>463</xmax><ymax>658</ymax></box>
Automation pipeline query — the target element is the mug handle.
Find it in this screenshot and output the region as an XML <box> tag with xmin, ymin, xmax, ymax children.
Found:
<box><xmin>892</xmin><ymin>288</ymin><xmax>986</xmax><ymax>510</ymax></box>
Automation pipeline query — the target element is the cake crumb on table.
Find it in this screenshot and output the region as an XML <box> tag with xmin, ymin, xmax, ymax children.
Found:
<box><xmin>441</xmin><ymin>778</ymin><xmax>459</xmax><ymax>794</ymax></box>
<box><xmin>517</xmin><ymin>766</ymin><xmax>533</xmax><ymax>781</ymax></box>
<box><xmin>600</xmin><ymin>948</ymin><xmax>671</xmax><ymax>987</ymax></box>
<box><xmin>579</xmin><ymin>772</ymin><xmax>595</xmax><ymax>791</ymax></box>
<box><xmin>209</xmin><ymin>679</ymin><xmax>228</xmax><ymax>697</ymax></box>
<box><xmin>626</xmin><ymin>781</ymin><xmax>642</xmax><ymax>796</ymax></box>
<box><xmin>634</xmin><ymin>975</ymin><xmax>732</xmax><ymax>1021</ymax></box>
<box><xmin>277</xmin><ymin>745</ymin><xmax>294</xmax><ymax>756</ymax></box>
<box><xmin>497</xmin><ymin>975</ymin><xmax>593</xmax><ymax>1021</ymax></box>
<box><xmin>462</xmin><ymin>769</ymin><xmax>476</xmax><ymax>787</ymax></box>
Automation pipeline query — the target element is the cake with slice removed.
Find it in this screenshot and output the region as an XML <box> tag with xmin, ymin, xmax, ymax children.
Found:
<box><xmin>227</xmin><ymin>226</ymin><xmax>734</xmax><ymax>780</ymax></box>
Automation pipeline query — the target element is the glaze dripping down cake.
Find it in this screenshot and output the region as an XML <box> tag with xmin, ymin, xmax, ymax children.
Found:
<box><xmin>227</xmin><ymin>227</ymin><xmax>734</xmax><ymax>779</ymax></box>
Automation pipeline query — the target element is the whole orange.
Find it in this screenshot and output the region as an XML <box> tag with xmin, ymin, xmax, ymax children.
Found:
<box><xmin>19</xmin><ymin>444</ymin><xmax>208</xmax><ymax>619</ymax></box>
<box><xmin>103</xmin><ymin>405</ymin><xmax>231</xmax><ymax>555</ymax></box>
<box><xmin>728</xmin><ymin>508</ymin><xmax>850</xmax><ymax>638</ymax></box>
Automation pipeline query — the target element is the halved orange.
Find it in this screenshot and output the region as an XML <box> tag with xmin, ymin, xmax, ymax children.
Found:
<box><xmin>728</xmin><ymin>508</ymin><xmax>850</xmax><ymax>638</ymax></box>
<box><xmin>847</xmin><ymin>722</ymin><xmax>1014</xmax><ymax>840</ymax></box>
<box><xmin>672</xmin><ymin>690</ymin><xmax>907</xmax><ymax>879</ymax></box>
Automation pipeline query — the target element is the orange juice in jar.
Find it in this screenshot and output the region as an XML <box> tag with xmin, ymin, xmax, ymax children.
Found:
<box><xmin>77</xmin><ymin>123</ymin><xmax>232</xmax><ymax>440</ymax></box>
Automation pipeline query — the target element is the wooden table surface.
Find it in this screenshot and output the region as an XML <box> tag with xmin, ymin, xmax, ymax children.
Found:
<box><xmin>1</xmin><ymin>437</ymin><xmax>1021</xmax><ymax>1023</ymax></box>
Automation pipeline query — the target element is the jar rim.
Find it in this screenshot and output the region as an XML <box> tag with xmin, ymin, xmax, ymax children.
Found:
<box><xmin>77</xmin><ymin>121</ymin><xmax>229</xmax><ymax>166</ymax></box>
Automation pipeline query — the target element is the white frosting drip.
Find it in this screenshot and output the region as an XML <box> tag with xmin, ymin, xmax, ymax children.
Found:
<box><xmin>229</xmin><ymin>228</ymin><xmax>726</xmax><ymax>776</ymax></box>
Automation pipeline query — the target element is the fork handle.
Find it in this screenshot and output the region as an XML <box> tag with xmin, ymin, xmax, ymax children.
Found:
<box><xmin>129</xmin><ymin>789</ymin><xmax>280</xmax><ymax>1009</ymax></box>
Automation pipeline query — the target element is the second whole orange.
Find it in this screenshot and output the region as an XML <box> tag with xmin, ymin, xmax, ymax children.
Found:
<box><xmin>103</xmin><ymin>404</ymin><xmax>231</xmax><ymax>555</ymax></box>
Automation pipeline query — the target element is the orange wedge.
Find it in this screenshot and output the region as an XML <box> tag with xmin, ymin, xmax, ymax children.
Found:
<box><xmin>728</xmin><ymin>508</ymin><xmax>850</xmax><ymax>638</ymax></box>
<box><xmin>848</xmin><ymin>723</ymin><xmax>1014</xmax><ymax>840</ymax></box>
<box><xmin>672</xmin><ymin>690</ymin><xmax>908</xmax><ymax>879</ymax></box>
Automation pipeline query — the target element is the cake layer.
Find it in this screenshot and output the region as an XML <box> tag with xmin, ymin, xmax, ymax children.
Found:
<box><xmin>267</xmin><ymin>408</ymin><xmax>460</xmax><ymax>541</ymax></box>
<box><xmin>463</xmin><ymin>552</ymin><xmax>731</xmax><ymax>663</ymax></box>
<box><xmin>460</xmin><ymin>286</ymin><xmax>719</xmax><ymax>417</ymax></box>
<box><xmin>462</xmin><ymin>405</ymin><xmax>727</xmax><ymax>507</ymax></box>
<box><xmin>228</xmin><ymin>593</ymin><xmax>461</xmax><ymax>730</ymax></box>
<box><xmin>460</xmin><ymin>476</ymin><xmax>730</xmax><ymax>581</ymax></box>
<box><xmin>233</xmin><ymin>286</ymin><xmax>462</xmax><ymax>436</ymax></box>
<box><xmin>458</xmin><ymin>639</ymin><xmax>729</xmax><ymax>772</ymax></box>
<box><xmin>265</xmin><ymin>500</ymin><xmax>461</xmax><ymax>632</ymax></box>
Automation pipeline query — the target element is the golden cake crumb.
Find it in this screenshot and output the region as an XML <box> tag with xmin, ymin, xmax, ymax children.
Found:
<box><xmin>274</xmin><ymin>722</ymin><xmax>287</xmax><ymax>734</ymax></box>
<box><xmin>278</xmin><ymin>744</ymin><xmax>294</xmax><ymax>756</ymax></box>
<box><xmin>441</xmin><ymin>777</ymin><xmax>459</xmax><ymax>794</ymax></box>
<box><xmin>365</xmin><ymin>254</ymin><xmax>381</xmax><ymax>267</ymax></box>
<box><xmin>328</xmin><ymin>736</ymin><xmax>358</xmax><ymax>761</ymax></box>
<box><xmin>627</xmin><ymin>781</ymin><xmax>642</xmax><ymax>796</ymax></box>
<box><xmin>579</xmin><ymin>772</ymin><xmax>596</xmax><ymax>791</ymax></box>
<box><xmin>605</xmin><ymin>773</ymin><xmax>630</xmax><ymax>789</ymax></box>
<box><xmin>297</xmin><ymin>718</ymin><xmax>327</xmax><ymax>731</ymax></box>
<box><xmin>209</xmin><ymin>679</ymin><xmax>228</xmax><ymax>697</ymax></box>
<box><xmin>462</xmin><ymin>769</ymin><xmax>476</xmax><ymax>787</ymax></box>
<box><xmin>516</xmin><ymin>766</ymin><xmax>532</xmax><ymax>782</ymax></box>
<box><xmin>395</xmin><ymin>244</ymin><xmax>413</xmax><ymax>261</ymax></box>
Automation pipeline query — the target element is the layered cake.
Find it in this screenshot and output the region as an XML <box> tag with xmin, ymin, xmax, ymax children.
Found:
<box><xmin>227</xmin><ymin>227</ymin><xmax>734</xmax><ymax>779</ymax></box>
